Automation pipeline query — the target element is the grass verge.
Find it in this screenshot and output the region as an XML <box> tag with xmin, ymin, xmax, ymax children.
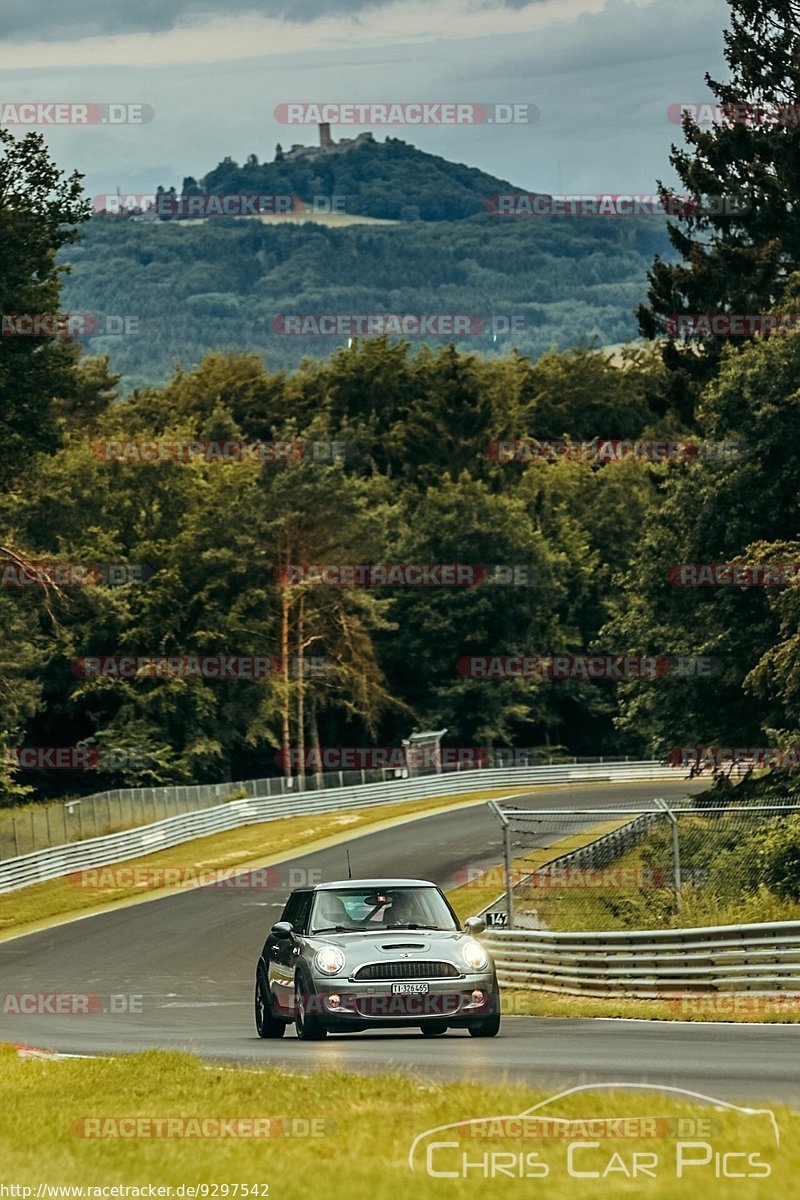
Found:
<box><xmin>499</xmin><ymin>990</ymin><xmax>800</xmax><ymax>1023</ymax></box>
<box><xmin>0</xmin><ymin>1045</ymin><xmax>794</xmax><ymax>1198</ymax></box>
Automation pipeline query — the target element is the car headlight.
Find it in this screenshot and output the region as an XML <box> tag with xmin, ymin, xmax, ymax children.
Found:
<box><xmin>314</xmin><ymin>946</ymin><xmax>346</xmax><ymax>975</ymax></box>
<box><xmin>461</xmin><ymin>939</ymin><xmax>489</xmax><ymax>971</ymax></box>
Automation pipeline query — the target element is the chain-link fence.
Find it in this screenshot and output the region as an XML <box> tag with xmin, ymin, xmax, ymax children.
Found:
<box><xmin>0</xmin><ymin>768</ymin><xmax>392</xmax><ymax>859</ymax></box>
<box><xmin>0</xmin><ymin>753</ymin><xmax>643</xmax><ymax>860</ymax></box>
<box><xmin>484</xmin><ymin>797</ymin><xmax>800</xmax><ymax>931</ymax></box>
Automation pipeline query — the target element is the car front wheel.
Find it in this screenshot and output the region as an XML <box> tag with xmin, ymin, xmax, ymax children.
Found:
<box><xmin>255</xmin><ymin>966</ymin><xmax>287</xmax><ymax>1038</ymax></box>
<box><xmin>468</xmin><ymin>1009</ymin><xmax>501</xmax><ymax>1037</ymax></box>
<box><xmin>294</xmin><ymin>978</ymin><xmax>328</xmax><ymax>1041</ymax></box>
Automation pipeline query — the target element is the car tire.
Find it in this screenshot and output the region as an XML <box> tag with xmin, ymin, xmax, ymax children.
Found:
<box><xmin>420</xmin><ymin>1022</ymin><xmax>448</xmax><ymax>1036</ymax></box>
<box><xmin>255</xmin><ymin>966</ymin><xmax>286</xmax><ymax>1038</ymax></box>
<box><xmin>468</xmin><ymin>1009</ymin><xmax>501</xmax><ymax>1037</ymax></box>
<box><xmin>294</xmin><ymin>977</ymin><xmax>328</xmax><ymax>1041</ymax></box>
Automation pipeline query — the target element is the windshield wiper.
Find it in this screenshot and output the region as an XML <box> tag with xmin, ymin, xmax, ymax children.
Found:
<box><xmin>383</xmin><ymin>923</ymin><xmax>440</xmax><ymax>930</ymax></box>
<box><xmin>311</xmin><ymin>925</ymin><xmax>350</xmax><ymax>933</ymax></box>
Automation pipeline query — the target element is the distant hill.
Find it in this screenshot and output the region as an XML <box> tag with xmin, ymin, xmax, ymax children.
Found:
<box><xmin>64</xmin><ymin>134</ymin><xmax>675</xmax><ymax>389</ymax></box>
<box><xmin>169</xmin><ymin>132</ymin><xmax>530</xmax><ymax>222</ymax></box>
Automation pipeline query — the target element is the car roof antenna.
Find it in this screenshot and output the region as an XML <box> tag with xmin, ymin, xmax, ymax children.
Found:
<box><xmin>346</xmin><ymin>850</ymin><xmax>352</xmax><ymax>880</ymax></box>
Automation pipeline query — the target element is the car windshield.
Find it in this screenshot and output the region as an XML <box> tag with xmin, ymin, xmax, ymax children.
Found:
<box><xmin>308</xmin><ymin>886</ymin><xmax>458</xmax><ymax>933</ymax></box>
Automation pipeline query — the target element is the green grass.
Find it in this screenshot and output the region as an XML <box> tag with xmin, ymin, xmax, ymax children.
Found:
<box><xmin>0</xmin><ymin>786</ymin><xmax>534</xmax><ymax>938</ymax></box>
<box><xmin>522</xmin><ymin>837</ymin><xmax>800</xmax><ymax>932</ymax></box>
<box><xmin>500</xmin><ymin>990</ymin><xmax>800</xmax><ymax>1023</ymax></box>
<box><xmin>1</xmin><ymin>1045</ymin><xmax>795</xmax><ymax>1198</ymax></box>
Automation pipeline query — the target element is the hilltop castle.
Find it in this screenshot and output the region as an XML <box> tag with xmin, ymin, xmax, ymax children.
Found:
<box><xmin>282</xmin><ymin>124</ymin><xmax>374</xmax><ymax>161</ymax></box>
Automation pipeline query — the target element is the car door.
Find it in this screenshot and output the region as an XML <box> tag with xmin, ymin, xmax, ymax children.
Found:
<box><xmin>268</xmin><ymin>890</ymin><xmax>312</xmax><ymax>1012</ymax></box>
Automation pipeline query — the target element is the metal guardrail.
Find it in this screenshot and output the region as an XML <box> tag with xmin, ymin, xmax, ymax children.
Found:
<box><xmin>0</xmin><ymin>760</ymin><xmax>674</xmax><ymax>894</ymax></box>
<box><xmin>0</xmin><ymin>754</ymin><xmax>656</xmax><ymax>859</ymax></box>
<box><xmin>484</xmin><ymin>921</ymin><xmax>800</xmax><ymax>996</ymax></box>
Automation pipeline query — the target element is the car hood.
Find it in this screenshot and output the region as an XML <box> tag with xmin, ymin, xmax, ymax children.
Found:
<box><xmin>305</xmin><ymin>929</ymin><xmax>468</xmax><ymax>957</ymax></box>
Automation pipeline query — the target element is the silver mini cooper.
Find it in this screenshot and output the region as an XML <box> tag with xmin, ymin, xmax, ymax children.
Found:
<box><xmin>255</xmin><ymin>878</ymin><xmax>500</xmax><ymax>1040</ymax></box>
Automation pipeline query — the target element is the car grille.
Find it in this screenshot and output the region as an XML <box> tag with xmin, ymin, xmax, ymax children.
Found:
<box><xmin>353</xmin><ymin>960</ymin><xmax>460</xmax><ymax>981</ymax></box>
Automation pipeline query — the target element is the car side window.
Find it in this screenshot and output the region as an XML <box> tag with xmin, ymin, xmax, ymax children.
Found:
<box><xmin>280</xmin><ymin>890</ymin><xmax>312</xmax><ymax>934</ymax></box>
<box><xmin>292</xmin><ymin>891</ymin><xmax>313</xmax><ymax>934</ymax></box>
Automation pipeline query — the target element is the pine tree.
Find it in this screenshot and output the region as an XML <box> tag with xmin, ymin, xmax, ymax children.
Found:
<box><xmin>0</xmin><ymin>128</ymin><xmax>89</xmax><ymax>487</ymax></box>
<box><xmin>638</xmin><ymin>0</ymin><xmax>800</xmax><ymax>420</ymax></box>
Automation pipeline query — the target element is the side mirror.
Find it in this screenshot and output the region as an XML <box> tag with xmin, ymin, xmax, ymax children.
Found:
<box><xmin>272</xmin><ymin>920</ymin><xmax>294</xmax><ymax>940</ymax></box>
<box><xmin>464</xmin><ymin>916</ymin><xmax>486</xmax><ymax>936</ymax></box>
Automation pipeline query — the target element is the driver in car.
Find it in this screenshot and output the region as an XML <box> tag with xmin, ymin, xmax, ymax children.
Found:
<box><xmin>384</xmin><ymin>892</ymin><xmax>418</xmax><ymax>926</ymax></box>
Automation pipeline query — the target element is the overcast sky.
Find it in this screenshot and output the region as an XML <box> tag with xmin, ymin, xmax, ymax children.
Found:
<box><xmin>0</xmin><ymin>0</ymin><xmax>730</xmax><ymax>199</ymax></box>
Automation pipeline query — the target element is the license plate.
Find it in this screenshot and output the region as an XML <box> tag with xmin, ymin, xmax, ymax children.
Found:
<box><xmin>391</xmin><ymin>982</ymin><xmax>429</xmax><ymax>995</ymax></box>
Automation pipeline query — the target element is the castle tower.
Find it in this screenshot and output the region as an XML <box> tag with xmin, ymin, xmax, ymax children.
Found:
<box><xmin>319</xmin><ymin>122</ymin><xmax>333</xmax><ymax>149</ymax></box>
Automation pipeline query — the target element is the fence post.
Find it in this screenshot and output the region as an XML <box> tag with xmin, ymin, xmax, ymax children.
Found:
<box><xmin>656</xmin><ymin>798</ymin><xmax>682</xmax><ymax>912</ymax></box>
<box><xmin>488</xmin><ymin>800</ymin><xmax>514</xmax><ymax>929</ymax></box>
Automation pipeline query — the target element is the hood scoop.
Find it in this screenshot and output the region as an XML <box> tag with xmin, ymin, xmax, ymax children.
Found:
<box><xmin>380</xmin><ymin>942</ymin><xmax>426</xmax><ymax>951</ymax></box>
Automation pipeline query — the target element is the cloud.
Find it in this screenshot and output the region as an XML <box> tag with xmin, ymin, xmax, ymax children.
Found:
<box><xmin>0</xmin><ymin>0</ymin><xmax>392</xmax><ymax>43</ymax></box>
<box><xmin>0</xmin><ymin>0</ymin><xmax>729</xmax><ymax>206</ymax></box>
<box><xmin>1</xmin><ymin>0</ymin><xmax>609</xmax><ymax>69</ymax></box>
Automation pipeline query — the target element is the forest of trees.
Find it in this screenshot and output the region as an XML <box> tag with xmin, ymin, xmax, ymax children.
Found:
<box><xmin>1</xmin><ymin>0</ymin><xmax>799</xmax><ymax>809</ymax></box>
<box><xmin>63</xmin><ymin>206</ymin><xmax>671</xmax><ymax>390</ymax></box>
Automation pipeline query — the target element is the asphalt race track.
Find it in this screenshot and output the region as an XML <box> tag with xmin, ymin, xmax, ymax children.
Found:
<box><xmin>2</xmin><ymin>779</ymin><xmax>798</xmax><ymax>1105</ymax></box>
